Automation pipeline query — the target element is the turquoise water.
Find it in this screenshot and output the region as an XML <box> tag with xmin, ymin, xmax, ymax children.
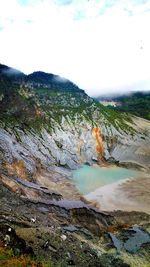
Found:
<box><xmin>72</xmin><ymin>165</ymin><xmax>138</xmax><ymax>195</ymax></box>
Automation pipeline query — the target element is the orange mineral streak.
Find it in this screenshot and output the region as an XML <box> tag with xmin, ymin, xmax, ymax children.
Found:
<box><xmin>5</xmin><ymin>160</ymin><xmax>28</xmax><ymax>181</ymax></box>
<box><xmin>92</xmin><ymin>127</ymin><xmax>104</xmax><ymax>156</ymax></box>
<box><xmin>35</xmin><ymin>108</ymin><xmax>42</xmax><ymax>117</ymax></box>
<box><xmin>92</xmin><ymin>127</ymin><xmax>107</xmax><ymax>166</ymax></box>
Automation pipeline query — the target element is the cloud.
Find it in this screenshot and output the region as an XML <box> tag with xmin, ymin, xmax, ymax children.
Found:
<box><xmin>18</xmin><ymin>0</ymin><xmax>31</xmax><ymax>5</ymax></box>
<box><xmin>2</xmin><ymin>67</ymin><xmax>22</xmax><ymax>76</ymax></box>
<box><xmin>53</xmin><ymin>75</ymin><xmax>68</xmax><ymax>83</ymax></box>
<box><xmin>0</xmin><ymin>0</ymin><xmax>150</xmax><ymax>96</ymax></box>
<box><xmin>0</xmin><ymin>26</ymin><xmax>4</xmax><ymax>31</ymax></box>
<box><xmin>54</xmin><ymin>0</ymin><xmax>73</xmax><ymax>6</ymax></box>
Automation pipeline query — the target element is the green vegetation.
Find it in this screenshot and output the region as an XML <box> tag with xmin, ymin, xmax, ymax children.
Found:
<box><xmin>98</xmin><ymin>92</ymin><xmax>150</xmax><ymax>120</ymax></box>
<box><xmin>0</xmin><ymin>63</ymin><xmax>136</xmax><ymax>134</ymax></box>
<box><xmin>0</xmin><ymin>246</ymin><xmax>55</xmax><ymax>267</ymax></box>
<box><xmin>95</xmin><ymin>101</ymin><xmax>136</xmax><ymax>134</ymax></box>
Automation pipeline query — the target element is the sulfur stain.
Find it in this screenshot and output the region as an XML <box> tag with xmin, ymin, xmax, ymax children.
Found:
<box><xmin>92</xmin><ymin>127</ymin><xmax>105</xmax><ymax>162</ymax></box>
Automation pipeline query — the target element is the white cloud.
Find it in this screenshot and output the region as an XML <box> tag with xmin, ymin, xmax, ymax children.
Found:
<box><xmin>0</xmin><ymin>0</ymin><xmax>150</xmax><ymax>95</ymax></box>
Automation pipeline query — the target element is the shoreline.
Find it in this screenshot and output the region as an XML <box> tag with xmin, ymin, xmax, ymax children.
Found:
<box><xmin>85</xmin><ymin>173</ymin><xmax>150</xmax><ymax>214</ymax></box>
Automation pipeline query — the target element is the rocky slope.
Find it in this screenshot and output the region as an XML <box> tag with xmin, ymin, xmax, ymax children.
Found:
<box><xmin>1</xmin><ymin>64</ymin><xmax>150</xmax><ymax>174</ymax></box>
<box><xmin>0</xmin><ymin>64</ymin><xmax>150</xmax><ymax>266</ymax></box>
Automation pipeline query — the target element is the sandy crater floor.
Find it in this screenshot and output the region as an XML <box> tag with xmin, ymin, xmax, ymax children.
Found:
<box><xmin>85</xmin><ymin>172</ymin><xmax>150</xmax><ymax>214</ymax></box>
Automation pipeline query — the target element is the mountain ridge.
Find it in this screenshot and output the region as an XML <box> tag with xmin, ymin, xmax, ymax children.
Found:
<box><xmin>0</xmin><ymin>63</ymin><xmax>150</xmax><ymax>266</ymax></box>
<box><xmin>0</xmin><ymin>63</ymin><xmax>82</xmax><ymax>92</ymax></box>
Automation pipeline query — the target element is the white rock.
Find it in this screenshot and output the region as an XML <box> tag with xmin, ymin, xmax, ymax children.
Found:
<box><xmin>4</xmin><ymin>235</ymin><xmax>10</xmax><ymax>244</ymax></box>
<box><xmin>31</xmin><ymin>218</ymin><xmax>36</xmax><ymax>223</ymax></box>
<box><xmin>61</xmin><ymin>234</ymin><xmax>67</xmax><ymax>241</ymax></box>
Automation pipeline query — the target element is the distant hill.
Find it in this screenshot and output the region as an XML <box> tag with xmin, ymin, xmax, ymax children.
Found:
<box><xmin>27</xmin><ymin>71</ymin><xmax>82</xmax><ymax>92</ymax></box>
<box><xmin>0</xmin><ymin>63</ymin><xmax>25</xmax><ymax>81</ymax></box>
<box><xmin>0</xmin><ymin>63</ymin><xmax>91</xmax><ymax>126</ymax></box>
<box><xmin>0</xmin><ymin>63</ymin><xmax>82</xmax><ymax>93</ymax></box>
<box><xmin>96</xmin><ymin>91</ymin><xmax>150</xmax><ymax>120</ymax></box>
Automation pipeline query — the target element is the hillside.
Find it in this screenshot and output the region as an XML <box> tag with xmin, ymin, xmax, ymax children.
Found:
<box><xmin>1</xmin><ymin>64</ymin><xmax>150</xmax><ymax>170</ymax></box>
<box><xmin>97</xmin><ymin>91</ymin><xmax>150</xmax><ymax>120</ymax></box>
<box><xmin>0</xmin><ymin>64</ymin><xmax>150</xmax><ymax>266</ymax></box>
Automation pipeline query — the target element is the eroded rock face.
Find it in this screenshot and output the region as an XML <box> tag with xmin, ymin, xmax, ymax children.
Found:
<box><xmin>0</xmin><ymin>65</ymin><xmax>150</xmax><ymax>174</ymax></box>
<box><xmin>0</xmin><ymin>115</ymin><xmax>150</xmax><ymax>177</ymax></box>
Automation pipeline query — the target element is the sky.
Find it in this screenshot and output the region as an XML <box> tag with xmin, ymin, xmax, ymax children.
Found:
<box><xmin>0</xmin><ymin>0</ymin><xmax>150</xmax><ymax>96</ymax></box>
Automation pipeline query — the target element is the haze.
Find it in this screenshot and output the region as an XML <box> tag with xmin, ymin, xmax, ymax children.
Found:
<box><xmin>0</xmin><ymin>0</ymin><xmax>150</xmax><ymax>96</ymax></box>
